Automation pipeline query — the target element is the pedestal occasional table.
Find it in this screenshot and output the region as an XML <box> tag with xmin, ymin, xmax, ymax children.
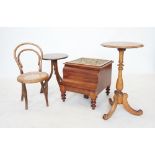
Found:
<box><xmin>101</xmin><ymin>42</ymin><xmax>144</xmax><ymax>120</ymax></box>
<box><xmin>41</xmin><ymin>53</ymin><xmax>68</xmax><ymax>92</ymax></box>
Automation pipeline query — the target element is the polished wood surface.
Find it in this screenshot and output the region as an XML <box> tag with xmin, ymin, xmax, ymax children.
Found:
<box><xmin>101</xmin><ymin>42</ymin><xmax>144</xmax><ymax>49</ymax></box>
<box><xmin>43</xmin><ymin>53</ymin><xmax>68</xmax><ymax>60</ymax></box>
<box><xmin>101</xmin><ymin>42</ymin><xmax>143</xmax><ymax>120</ymax></box>
<box><xmin>60</xmin><ymin>58</ymin><xmax>113</xmax><ymax>110</ymax></box>
<box><xmin>14</xmin><ymin>42</ymin><xmax>49</xmax><ymax>110</ymax></box>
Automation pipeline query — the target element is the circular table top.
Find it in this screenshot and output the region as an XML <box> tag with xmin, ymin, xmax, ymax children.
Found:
<box><xmin>43</xmin><ymin>53</ymin><xmax>68</xmax><ymax>60</ymax></box>
<box><xmin>101</xmin><ymin>42</ymin><xmax>144</xmax><ymax>49</ymax></box>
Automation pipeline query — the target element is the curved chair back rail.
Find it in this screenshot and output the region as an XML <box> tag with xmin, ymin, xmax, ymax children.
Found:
<box><xmin>13</xmin><ymin>42</ymin><xmax>49</xmax><ymax>110</ymax></box>
<box><xmin>14</xmin><ymin>42</ymin><xmax>43</xmax><ymax>74</ymax></box>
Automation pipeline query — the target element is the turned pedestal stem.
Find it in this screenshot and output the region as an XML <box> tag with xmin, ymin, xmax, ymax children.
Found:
<box><xmin>116</xmin><ymin>49</ymin><xmax>124</xmax><ymax>93</ymax></box>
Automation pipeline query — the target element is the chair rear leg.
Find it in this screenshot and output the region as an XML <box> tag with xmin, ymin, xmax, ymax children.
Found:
<box><xmin>23</xmin><ymin>84</ymin><xmax>28</xmax><ymax>110</ymax></box>
<box><xmin>41</xmin><ymin>81</ymin><xmax>49</xmax><ymax>107</ymax></box>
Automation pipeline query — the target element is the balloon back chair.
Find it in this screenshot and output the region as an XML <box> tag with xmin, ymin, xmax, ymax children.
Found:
<box><xmin>14</xmin><ymin>42</ymin><xmax>49</xmax><ymax>110</ymax></box>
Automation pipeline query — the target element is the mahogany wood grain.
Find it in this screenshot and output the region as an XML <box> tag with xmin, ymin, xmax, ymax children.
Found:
<box><xmin>60</xmin><ymin>58</ymin><xmax>113</xmax><ymax>110</ymax></box>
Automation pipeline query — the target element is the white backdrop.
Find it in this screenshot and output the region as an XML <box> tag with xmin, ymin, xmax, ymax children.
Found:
<box><xmin>0</xmin><ymin>27</ymin><xmax>155</xmax><ymax>78</ymax></box>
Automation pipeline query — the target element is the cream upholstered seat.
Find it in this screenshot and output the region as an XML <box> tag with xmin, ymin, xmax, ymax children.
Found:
<box><xmin>17</xmin><ymin>72</ymin><xmax>49</xmax><ymax>84</ymax></box>
<box><xmin>14</xmin><ymin>42</ymin><xmax>49</xmax><ymax>110</ymax></box>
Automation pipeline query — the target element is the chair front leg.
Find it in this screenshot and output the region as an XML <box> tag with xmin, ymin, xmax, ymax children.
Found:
<box><xmin>23</xmin><ymin>83</ymin><xmax>28</xmax><ymax>110</ymax></box>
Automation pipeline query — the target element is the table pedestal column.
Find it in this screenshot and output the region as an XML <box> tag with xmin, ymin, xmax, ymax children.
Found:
<box><xmin>53</xmin><ymin>60</ymin><xmax>62</xmax><ymax>85</ymax></box>
<box><xmin>103</xmin><ymin>48</ymin><xmax>143</xmax><ymax>120</ymax></box>
<box><xmin>40</xmin><ymin>60</ymin><xmax>62</xmax><ymax>93</ymax></box>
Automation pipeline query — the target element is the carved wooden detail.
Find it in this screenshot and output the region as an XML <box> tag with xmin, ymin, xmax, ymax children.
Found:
<box><xmin>60</xmin><ymin>58</ymin><xmax>113</xmax><ymax>109</ymax></box>
<box><xmin>101</xmin><ymin>42</ymin><xmax>144</xmax><ymax>120</ymax></box>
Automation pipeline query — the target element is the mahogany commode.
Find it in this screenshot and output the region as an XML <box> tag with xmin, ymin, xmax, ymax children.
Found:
<box><xmin>60</xmin><ymin>57</ymin><xmax>113</xmax><ymax>109</ymax></box>
<box><xmin>101</xmin><ymin>42</ymin><xmax>144</xmax><ymax>120</ymax></box>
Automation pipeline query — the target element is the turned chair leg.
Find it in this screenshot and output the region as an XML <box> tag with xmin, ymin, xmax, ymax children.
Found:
<box><xmin>41</xmin><ymin>81</ymin><xmax>49</xmax><ymax>107</ymax></box>
<box><xmin>23</xmin><ymin>83</ymin><xmax>28</xmax><ymax>110</ymax></box>
<box><xmin>106</xmin><ymin>86</ymin><xmax>110</xmax><ymax>96</ymax></box>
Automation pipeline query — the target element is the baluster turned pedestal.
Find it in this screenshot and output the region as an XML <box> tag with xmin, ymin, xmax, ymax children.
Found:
<box><xmin>101</xmin><ymin>42</ymin><xmax>144</xmax><ymax>120</ymax></box>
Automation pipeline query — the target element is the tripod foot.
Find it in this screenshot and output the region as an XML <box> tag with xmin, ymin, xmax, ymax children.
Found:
<box><xmin>103</xmin><ymin>95</ymin><xmax>117</xmax><ymax>120</ymax></box>
<box><xmin>123</xmin><ymin>93</ymin><xmax>143</xmax><ymax>116</ymax></box>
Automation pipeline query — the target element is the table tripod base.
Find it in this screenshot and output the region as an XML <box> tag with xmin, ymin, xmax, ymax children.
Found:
<box><xmin>103</xmin><ymin>91</ymin><xmax>143</xmax><ymax>120</ymax></box>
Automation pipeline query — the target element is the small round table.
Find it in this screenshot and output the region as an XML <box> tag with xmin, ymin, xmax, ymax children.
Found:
<box><xmin>101</xmin><ymin>42</ymin><xmax>144</xmax><ymax>120</ymax></box>
<box><xmin>41</xmin><ymin>53</ymin><xmax>68</xmax><ymax>92</ymax></box>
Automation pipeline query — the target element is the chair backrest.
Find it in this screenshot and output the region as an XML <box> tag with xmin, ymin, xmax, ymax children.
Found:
<box><xmin>14</xmin><ymin>42</ymin><xmax>43</xmax><ymax>74</ymax></box>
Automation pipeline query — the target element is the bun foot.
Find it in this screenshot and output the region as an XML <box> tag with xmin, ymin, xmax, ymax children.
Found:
<box><xmin>84</xmin><ymin>95</ymin><xmax>89</xmax><ymax>99</ymax></box>
<box><xmin>91</xmin><ymin>99</ymin><xmax>96</xmax><ymax>110</ymax></box>
<box><xmin>61</xmin><ymin>94</ymin><xmax>66</xmax><ymax>102</ymax></box>
<box><xmin>103</xmin><ymin>114</ymin><xmax>109</xmax><ymax>120</ymax></box>
<box><xmin>92</xmin><ymin>106</ymin><xmax>96</xmax><ymax>110</ymax></box>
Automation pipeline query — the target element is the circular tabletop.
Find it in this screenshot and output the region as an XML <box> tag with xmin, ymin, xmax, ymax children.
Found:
<box><xmin>43</xmin><ymin>53</ymin><xmax>68</xmax><ymax>60</ymax></box>
<box><xmin>101</xmin><ymin>42</ymin><xmax>144</xmax><ymax>49</ymax></box>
